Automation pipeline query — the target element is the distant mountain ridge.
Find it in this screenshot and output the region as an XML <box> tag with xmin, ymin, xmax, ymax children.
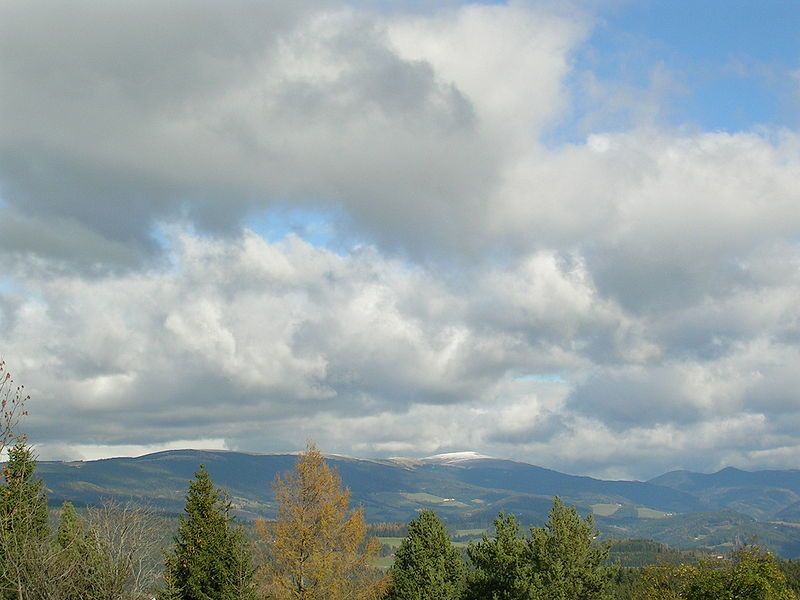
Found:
<box><xmin>32</xmin><ymin>449</ymin><xmax>800</xmax><ymax>557</ymax></box>
<box><xmin>649</xmin><ymin>467</ymin><xmax>800</xmax><ymax>520</ymax></box>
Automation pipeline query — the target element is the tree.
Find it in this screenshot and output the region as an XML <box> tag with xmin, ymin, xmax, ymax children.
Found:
<box><xmin>527</xmin><ymin>497</ymin><xmax>614</xmax><ymax>599</ymax></box>
<box><xmin>82</xmin><ymin>500</ymin><xmax>163</xmax><ymax>599</ymax></box>
<box><xmin>464</xmin><ymin>499</ymin><xmax>613</xmax><ymax>600</ymax></box>
<box><xmin>257</xmin><ymin>443</ymin><xmax>388</xmax><ymax>600</ymax></box>
<box><xmin>0</xmin><ymin>362</ymin><xmax>162</xmax><ymax>599</ymax></box>
<box><xmin>56</xmin><ymin>501</ymin><xmax>96</xmax><ymax>600</ymax></box>
<box><xmin>0</xmin><ymin>441</ymin><xmax>49</xmax><ymax>538</ymax></box>
<box><xmin>0</xmin><ymin>367</ymin><xmax>81</xmax><ymax>600</ymax></box>
<box><xmin>637</xmin><ymin>546</ymin><xmax>798</xmax><ymax>600</ymax></box>
<box><xmin>0</xmin><ymin>440</ymin><xmax>54</xmax><ymax>599</ymax></box>
<box><xmin>160</xmin><ymin>465</ymin><xmax>256</xmax><ymax>600</ymax></box>
<box><xmin>387</xmin><ymin>510</ymin><xmax>463</xmax><ymax>600</ymax></box>
<box><xmin>0</xmin><ymin>361</ymin><xmax>29</xmax><ymax>456</ymax></box>
<box><xmin>464</xmin><ymin>513</ymin><xmax>534</xmax><ymax>600</ymax></box>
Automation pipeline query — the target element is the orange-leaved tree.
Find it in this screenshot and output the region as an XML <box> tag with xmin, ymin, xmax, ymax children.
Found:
<box><xmin>257</xmin><ymin>443</ymin><xmax>389</xmax><ymax>600</ymax></box>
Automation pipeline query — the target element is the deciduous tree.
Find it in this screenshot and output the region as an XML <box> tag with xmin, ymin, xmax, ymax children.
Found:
<box><xmin>637</xmin><ymin>546</ymin><xmax>798</xmax><ymax>600</ymax></box>
<box><xmin>257</xmin><ymin>443</ymin><xmax>388</xmax><ymax>600</ymax></box>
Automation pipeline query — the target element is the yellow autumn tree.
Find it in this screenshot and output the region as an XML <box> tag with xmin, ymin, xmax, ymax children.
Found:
<box><xmin>257</xmin><ymin>443</ymin><xmax>389</xmax><ymax>600</ymax></box>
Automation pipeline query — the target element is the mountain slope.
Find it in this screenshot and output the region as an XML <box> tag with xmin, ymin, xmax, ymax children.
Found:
<box><xmin>31</xmin><ymin>449</ymin><xmax>800</xmax><ymax>557</ymax></box>
<box><xmin>649</xmin><ymin>467</ymin><xmax>800</xmax><ymax>519</ymax></box>
<box><xmin>414</xmin><ymin>458</ymin><xmax>705</xmax><ymax>512</ymax></box>
<box><xmin>37</xmin><ymin>450</ymin><xmax>701</xmax><ymax>520</ymax></box>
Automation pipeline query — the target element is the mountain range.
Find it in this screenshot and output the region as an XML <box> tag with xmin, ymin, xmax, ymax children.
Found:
<box><xmin>34</xmin><ymin>449</ymin><xmax>800</xmax><ymax>557</ymax></box>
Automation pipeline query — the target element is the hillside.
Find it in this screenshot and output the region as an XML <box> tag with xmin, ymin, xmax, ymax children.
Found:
<box><xmin>33</xmin><ymin>449</ymin><xmax>800</xmax><ymax>557</ymax></box>
<box><xmin>649</xmin><ymin>467</ymin><xmax>800</xmax><ymax>520</ymax></box>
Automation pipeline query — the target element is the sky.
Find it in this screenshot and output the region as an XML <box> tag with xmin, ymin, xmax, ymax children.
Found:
<box><xmin>0</xmin><ymin>0</ymin><xmax>799</xmax><ymax>480</ymax></box>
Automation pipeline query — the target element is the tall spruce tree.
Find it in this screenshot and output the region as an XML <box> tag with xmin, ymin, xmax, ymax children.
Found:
<box><xmin>57</xmin><ymin>501</ymin><xmax>93</xmax><ymax>599</ymax></box>
<box><xmin>528</xmin><ymin>498</ymin><xmax>614</xmax><ymax>600</ymax></box>
<box><xmin>0</xmin><ymin>441</ymin><xmax>48</xmax><ymax>538</ymax></box>
<box><xmin>0</xmin><ymin>440</ymin><xmax>51</xmax><ymax>599</ymax></box>
<box><xmin>159</xmin><ymin>465</ymin><xmax>256</xmax><ymax>600</ymax></box>
<box><xmin>464</xmin><ymin>513</ymin><xmax>534</xmax><ymax>600</ymax></box>
<box><xmin>387</xmin><ymin>510</ymin><xmax>464</xmax><ymax>600</ymax></box>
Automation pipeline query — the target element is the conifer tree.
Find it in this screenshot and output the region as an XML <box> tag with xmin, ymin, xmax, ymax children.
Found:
<box><xmin>464</xmin><ymin>499</ymin><xmax>613</xmax><ymax>600</ymax></box>
<box><xmin>57</xmin><ymin>501</ymin><xmax>96</xmax><ymax>600</ymax></box>
<box><xmin>528</xmin><ymin>497</ymin><xmax>614</xmax><ymax>600</ymax></box>
<box><xmin>258</xmin><ymin>443</ymin><xmax>388</xmax><ymax>600</ymax></box>
<box><xmin>0</xmin><ymin>441</ymin><xmax>48</xmax><ymax>538</ymax></box>
<box><xmin>56</xmin><ymin>501</ymin><xmax>84</xmax><ymax>549</ymax></box>
<box><xmin>387</xmin><ymin>509</ymin><xmax>464</xmax><ymax>600</ymax></box>
<box><xmin>464</xmin><ymin>513</ymin><xmax>533</xmax><ymax>600</ymax></box>
<box><xmin>160</xmin><ymin>465</ymin><xmax>256</xmax><ymax>600</ymax></box>
<box><xmin>0</xmin><ymin>440</ymin><xmax>52</xmax><ymax>599</ymax></box>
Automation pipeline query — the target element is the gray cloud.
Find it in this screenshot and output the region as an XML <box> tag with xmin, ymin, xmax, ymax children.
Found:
<box><xmin>0</xmin><ymin>0</ymin><xmax>511</xmax><ymax>266</ymax></box>
<box><xmin>0</xmin><ymin>1</ymin><xmax>799</xmax><ymax>479</ymax></box>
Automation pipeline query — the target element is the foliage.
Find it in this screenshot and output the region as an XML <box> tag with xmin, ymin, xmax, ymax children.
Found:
<box><xmin>464</xmin><ymin>498</ymin><xmax>615</xmax><ymax>600</ymax></box>
<box><xmin>0</xmin><ymin>441</ymin><xmax>54</xmax><ymax>599</ymax></box>
<box><xmin>0</xmin><ymin>441</ymin><xmax>48</xmax><ymax>538</ymax></box>
<box><xmin>0</xmin><ymin>446</ymin><xmax>159</xmax><ymax>599</ymax></box>
<box><xmin>257</xmin><ymin>443</ymin><xmax>388</xmax><ymax>600</ymax></box>
<box><xmin>464</xmin><ymin>513</ymin><xmax>533</xmax><ymax>600</ymax></box>
<box><xmin>387</xmin><ymin>510</ymin><xmax>463</xmax><ymax>600</ymax></box>
<box><xmin>529</xmin><ymin>497</ymin><xmax>615</xmax><ymax>599</ymax></box>
<box><xmin>636</xmin><ymin>546</ymin><xmax>798</xmax><ymax>599</ymax></box>
<box><xmin>160</xmin><ymin>465</ymin><xmax>256</xmax><ymax>600</ymax></box>
<box><xmin>606</xmin><ymin>539</ymin><xmax>710</xmax><ymax>568</ymax></box>
<box><xmin>56</xmin><ymin>502</ymin><xmax>95</xmax><ymax>599</ymax></box>
<box><xmin>781</xmin><ymin>559</ymin><xmax>800</xmax><ymax>594</ymax></box>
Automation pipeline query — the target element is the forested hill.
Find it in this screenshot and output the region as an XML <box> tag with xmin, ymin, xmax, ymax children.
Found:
<box><xmin>34</xmin><ymin>449</ymin><xmax>800</xmax><ymax>557</ymax></box>
<box><xmin>649</xmin><ymin>467</ymin><xmax>800</xmax><ymax>519</ymax></box>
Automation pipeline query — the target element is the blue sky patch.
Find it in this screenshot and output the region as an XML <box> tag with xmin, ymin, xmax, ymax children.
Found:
<box><xmin>548</xmin><ymin>0</ymin><xmax>800</xmax><ymax>143</ymax></box>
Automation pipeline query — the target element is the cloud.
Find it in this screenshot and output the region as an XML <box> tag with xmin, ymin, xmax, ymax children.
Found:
<box><xmin>0</xmin><ymin>230</ymin><xmax>592</xmax><ymax>448</ymax></box>
<box><xmin>0</xmin><ymin>1</ymin><xmax>799</xmax><ymax>478</ymax></box>
<box><xmin>1</xmin><ymin>0</ymin><xmax>578</xmax><ymax>263</ymax></box>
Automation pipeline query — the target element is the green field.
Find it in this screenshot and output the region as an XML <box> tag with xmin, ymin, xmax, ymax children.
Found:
<box><xmin>592</xmin><ymin>503</ymin><xmax>622</xmax><ymax>517</ymax></box>
<box><xmin>454</xmin><ymin>528</ymin><xmax>486</xmax><ymax>537</ymax></box>
<box><xmin>377</xmin><ymin>536</ymin><xmax>404</xmax><ymax>549</ymax></box>
<box><xmin>400</xmin><ymin>492</ymin><xmax>469</xmax><ymax>508</ymax></box>
<box><xmin>636</xmin><ymin>507</ymin><xmax>670</xmax><ymax>519</ymax></box>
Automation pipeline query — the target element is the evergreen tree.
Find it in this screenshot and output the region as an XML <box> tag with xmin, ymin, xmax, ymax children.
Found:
<box><xmin>57</xmin><ymin>501</ymin><xmax>97</xmax><ymax>600</ymax></box>
<box><xmin>464</xmin><ymin>513</ymin><xmax>534</xmax><ymax>600</ymax></box>
<box><xmin>0</xmin><ymin>440</ymin><xmax>51</xmax><ymax>599</ymax></box>
<box><xmin>387</xmin><ymin>510</ymin><xmax>464</xmax><ymax>600</ymax></box>
<box><xmin>527</xmin><ymin>497</ymin><xmax>614</xmax><ymax>600</ymax></box>
<box><xmin>56</xmin><ymin>501</ymin><xmax>84</xmax><ymax>549</ymax></box>
<box><xmin>0</xmin><ymin>441</ymin><xmax>48</xmax><ymax>538</ymax></box>
<box><xmin>464</xmin><ymin>499</ymin><xmax>613</xmax><ymax>600</ymax></box>
<box><xmin>159</xmin><ymin>465</ymin><xmax>256</xmax><ymax>600</ymax></box>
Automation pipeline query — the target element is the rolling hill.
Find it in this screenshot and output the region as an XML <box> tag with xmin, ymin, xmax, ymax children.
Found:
<box><xmin>649</xmin><ymin>467</ymin><xmax>800</xmax><ymax>520</ymax></box>
<box><xmin>32</xmin><ymin>449</ymin><xmax>800</xmax><ymax>557</ymax></box>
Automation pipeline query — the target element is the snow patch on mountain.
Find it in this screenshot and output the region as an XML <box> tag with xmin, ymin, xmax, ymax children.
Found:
<box><xmin>423</xmin><ymin>451</ymin><xmax>493</xmax><ymax>463</ymax></box>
